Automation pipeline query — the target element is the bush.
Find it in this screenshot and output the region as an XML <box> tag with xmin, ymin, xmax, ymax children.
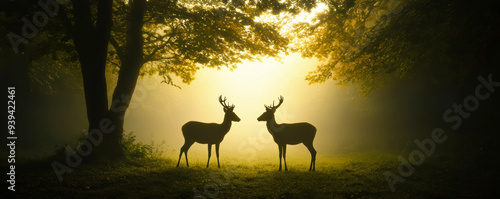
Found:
<box><xmin>53</xmin><ymin>131</ymin><xmax>165</xmax><ymax>162</ymax></box>
<box><xmin>122</xmin><ymin>131</ymin><xmax>164</xmax><ymax>160</ymax></box>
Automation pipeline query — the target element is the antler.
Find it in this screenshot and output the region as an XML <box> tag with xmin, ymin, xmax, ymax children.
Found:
<box><xmin>219</xmin><ymin>95</ymin><xmax>235</xmax><ymax>109</ymax></box>
<box><xmin>265</xmin><ymin>95</ymin><xmax>284</xmax><ymax>110</ymax></box>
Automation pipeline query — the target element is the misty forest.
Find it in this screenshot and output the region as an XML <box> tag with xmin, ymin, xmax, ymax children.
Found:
<box><xmin>1</xmin><ymin>0</ymin><xmax>499</xmax><ymax>198</ymax></box>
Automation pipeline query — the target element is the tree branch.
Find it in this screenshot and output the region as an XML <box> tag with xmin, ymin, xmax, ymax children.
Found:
<box><xmin>59</xmin><ymin>5</ymin><xmax>75</xmax><ymax>39</ymax></box>
<box><xmin>143</xmin><ymin>34</ymin><xmax>174</xmax><ymax>63</ymax></box>
<box><xmin>109</xmin><ymin>36</ymin><xmax>125</xmax><ymax>63</ymax></box>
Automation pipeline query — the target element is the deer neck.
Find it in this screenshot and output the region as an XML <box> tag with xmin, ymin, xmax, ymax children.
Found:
<box><xmin>221</xmin><ymin>115</ymin><xmax>232</xmax><ymax>133</ymax></box>
<box><xmin>266</xmin><ymin>115</ymin><xmax>280</xmax><ymax>135</ymax></box>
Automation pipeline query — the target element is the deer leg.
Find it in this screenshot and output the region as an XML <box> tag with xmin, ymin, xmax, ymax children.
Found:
<box><xmin>283</xmin><ymin>144</ymin><xmax>288</xmax><ymax>171</ymax></box>
<box><xmin>183</xmin><ymin>141</ymin><xmax>194</xmax><ymax>167</ymax></box>
<box><xmin>176</xmin><ymin>150</ymin><xmax>183</xmax><ymax>167</ymax></box>
<box><xmin>278</xmin><ymin>145</ymin><xmax>283</xmax><ymax>171</ymax></box>
<box><xmin>177</xmin><ymin>141</ymin><xmax>193</xmax><ymax>167</ymax></box>
<box><xmin>312</xmin><ymin>145</ymin><xmax>316</xmax><ymax>171</ymax></box>
<box><xmin>207</xmin><ymin>144</ymin><xmax>212</xmax><ymax>168</ymax></box>
<box><xmin>216</xmin><ymin>143</ymin><xmax>220</xmax><ymax>168</ymax></box>
<box><xmin>305</xmin><ymin>143</ymin><xmax>317</xmax><ymax>171</ymax></box>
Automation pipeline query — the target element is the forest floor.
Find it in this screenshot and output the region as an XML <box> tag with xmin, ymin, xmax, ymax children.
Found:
<box><xmin>6</xmin><ymin>151</ymin><xmax>499</xmax><ymax>198</ymax></box>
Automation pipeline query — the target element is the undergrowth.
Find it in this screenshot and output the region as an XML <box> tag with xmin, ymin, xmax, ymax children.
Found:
<box><xmin>53</xmin><ymin>131</ymin><xmax>165</xmax><ymax>163</ymax></box>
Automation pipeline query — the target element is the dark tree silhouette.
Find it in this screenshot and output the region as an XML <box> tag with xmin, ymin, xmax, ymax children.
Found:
<box><xmin>297</xmin><ymin>0</ymin><xmax>500</xmax><ymax>95</ymax></box>
<box><xmin>1</xmin><ymin>0</ymin><xmax>318</xmax><ymax>160</ymax></box>
<box><xmin>258</xmin><ymin>96</ymin><xmax>317</xmax><ymax>171</ymax></box>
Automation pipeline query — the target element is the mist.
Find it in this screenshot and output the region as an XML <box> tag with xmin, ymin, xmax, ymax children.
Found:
<box><xmin>12</xmin><ymin>53</ymin><xmax>498</xmax><ymax>164</ymax></box>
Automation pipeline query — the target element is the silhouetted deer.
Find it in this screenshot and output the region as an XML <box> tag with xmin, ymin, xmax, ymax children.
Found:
<box><xmin>176</xmin><ymin>96</ymin><xmax>240</xmax><ymax>168</ymax></box>
<box><xmin>258</xmin><ymin>96</ymin><xmax>317</xmax><ymax>171</ymax></box>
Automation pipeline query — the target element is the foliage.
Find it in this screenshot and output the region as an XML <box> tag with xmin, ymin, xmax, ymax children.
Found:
<box><xmin>0</xmin><ymin>1</ymin><xmax>80</xmax><ymax>94</ymax></box>
<box><xmin>52</xmin><ymin>131</ymin><xmax>164</xmax><ymax>161</ymax></box>
<box><xmin>4</xmin><ymin>0</ymin><xmax>496</xmax><ymax>96</ymax></box>
<box><xmin>298</xmin><ymin>0</ymin><xmax>493</xmax><ymax>95</ymax></box>
<box><xmin>122</xmin><ymin>131</ymin><xmax>165</xmax><ymax>160</ymax></box>
<box><xmin>296</xmin><ymin>0</ymin><xmax>411</xmax><ymax>95</ymax></box>
<box><xmin>108</xmin><ymin>0</ymin><xmax>301</xmax><ymax>87</ymax></box>
<box><xmin>1</xmin><ymin>0</ymin><xmax>312</xmax><ymax>92</ymax></box>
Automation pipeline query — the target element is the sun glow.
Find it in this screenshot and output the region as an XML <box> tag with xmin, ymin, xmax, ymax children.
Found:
<box><xmin>121</xmin><ymin>3</ymin><xmax>349</xmax><ymax>161</ymax></box>
<box><xmin>123</xmin><ymin>53</ymin><xmax>355</xmax><ymax>160</ymax></box>
<box><xmin>254</xmin><ymin>3</ymin><xmax>328</xmax><ymax>34</ymax></box>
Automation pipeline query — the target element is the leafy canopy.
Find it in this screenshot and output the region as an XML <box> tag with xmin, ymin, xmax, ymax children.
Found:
<box><xmin>297</xmin><ymin>0</ymin><xmax>468</xmax><ymax>95</ymax></box>
<box><xmin>1</xmin><ymin>0</ymin><xmax>321</xmax><ymax>91</ymax></box>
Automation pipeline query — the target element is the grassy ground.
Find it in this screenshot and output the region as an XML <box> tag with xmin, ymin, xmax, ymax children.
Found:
<box><xmin>6</xmin><ymin>151</ymin><xmax>498</xmax><ymax>198</ymax></box>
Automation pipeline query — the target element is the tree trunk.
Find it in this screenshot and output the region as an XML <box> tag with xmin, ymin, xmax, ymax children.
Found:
<box><xmin>71</xmin><ymin>0</ymin><xmax>118</xmax><ymax>160</ymax></box>
<box><xmin>72</xmin><ymin>0</ymin><xmax>109</xmax><ymax>126</ymax></box>
<box><xmin>106</xmin><ymin>0</ymin><xmax>147</xmax><ymax>159</ymax></box>
<box><xmin>69</xmin><ymin>0</ymin><xmax>146</xmax><ymax>161</ymax></box>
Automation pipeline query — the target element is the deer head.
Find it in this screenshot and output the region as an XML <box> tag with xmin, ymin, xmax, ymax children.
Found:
<box><xmin>219</xmin><ymin>95</ymin><xmax>240</xmax><ymax>122</ymax></box>
<box><xmin>257</xmin><ymin>96</ymin><xmax>284</xmax><ymax>122</ymax></box>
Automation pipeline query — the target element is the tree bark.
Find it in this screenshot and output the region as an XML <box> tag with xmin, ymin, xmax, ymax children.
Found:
<box><xmin>106</xmin><ymin>0</ymin><xmax>147</xmax><ymax>159</ymax></box>
<box><xmin>68</xmin><ymin>0</ymin><xmax>146</xmax><ymax>160</ymax></box>
<box><xmin>71</xmin><ymin>0</ymin><xmax>116</xmax><ymax>160</ymax></box>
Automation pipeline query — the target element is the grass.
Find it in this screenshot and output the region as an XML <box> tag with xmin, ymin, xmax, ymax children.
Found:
<box><xmin>8</xmin><ymin>150</ymin><xmax>498</xmax><ymax>198</ymax></box>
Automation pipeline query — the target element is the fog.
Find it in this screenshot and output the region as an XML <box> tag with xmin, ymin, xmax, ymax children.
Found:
<box><xmin>12</xmin><ymin>53</ymin><xmax>499</xmax><ymax>162</ymax></box>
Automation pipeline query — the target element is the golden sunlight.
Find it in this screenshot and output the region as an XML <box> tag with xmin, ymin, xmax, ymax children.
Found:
<box><xmin>121</xmin><ymin>1</ymin><xmax>343</xmax><ymax>164</ymax></box>
<box><xmin>254</xmin><ymin>3</ymin><xmax>328</xmax><ymax>34</ymax></box>
<box><xmin>123</xmin><ymin>53</ymin><xmax>358</xmax><ymax>161</ymax></box>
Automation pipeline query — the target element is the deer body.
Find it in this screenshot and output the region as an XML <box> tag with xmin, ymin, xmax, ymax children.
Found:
<box><xmin>266</xmin><ymin>122</ymin><xmax>316</xmax><ymax>145</ymax></box>
<box><xmin>258</xmin><ymin>96</ymin><xmax>317</xmax><ymax>171</ymax></box>
<box><xmin>182</xmin><ymin>121</ymin><xmax>232</xmax><ymax>144</ymax></box>
<box><xmin>176</xmin><ymin>96</ymin><xmax>240</xmax><ymax>168</ymax></box>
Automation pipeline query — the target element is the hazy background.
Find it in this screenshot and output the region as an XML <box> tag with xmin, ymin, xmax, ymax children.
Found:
<box><xmin>11</xmin><ymin>51</ymin><xmax>499</xmax><ymax>163</ymax></box>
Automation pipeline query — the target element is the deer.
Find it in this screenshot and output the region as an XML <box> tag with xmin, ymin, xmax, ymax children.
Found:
<box><xmin>257</xmin><ymin>96</ymin><xmax>317</xmax><ymax>171</ymax></box>
<box><xmin>176</xmin><ymin>95</ymin><xmax>240</xmax><ymax>168</ymax></box>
